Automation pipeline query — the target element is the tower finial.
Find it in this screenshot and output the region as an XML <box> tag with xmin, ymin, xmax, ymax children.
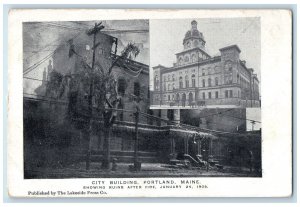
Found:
<box><xmin>191</xmin><ymin>20</ymin><xmax>197</xmax><ymax>29</ymax></box>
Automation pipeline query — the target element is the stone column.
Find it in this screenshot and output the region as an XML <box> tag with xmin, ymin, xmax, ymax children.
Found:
<box><xmin>173</xmin><ymin>109</ymin><xmax>180</xmax><ymax>125</ymax></box>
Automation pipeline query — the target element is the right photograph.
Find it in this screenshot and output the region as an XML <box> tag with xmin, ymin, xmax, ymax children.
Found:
<box><xmin>150</xmin><ymin>18</ymin><xmax>261</xmax><ymax>109</ymax></box>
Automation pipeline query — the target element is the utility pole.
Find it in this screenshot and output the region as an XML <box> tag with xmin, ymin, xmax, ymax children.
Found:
<box><xmin>85</xmin><ymin>22</ymin><xmax>105</xmax><ymax>170</ymax></box>
<box><xmin>250</xmin><ymin>120</ymin><xmax>256</xmax><ymax>131</ymax></box>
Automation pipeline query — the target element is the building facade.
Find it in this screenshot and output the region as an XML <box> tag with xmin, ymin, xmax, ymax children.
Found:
<box><xmin>152</xmin><ymin>20</ymin><xmax>260</xmax><ymax>108</ymax></box>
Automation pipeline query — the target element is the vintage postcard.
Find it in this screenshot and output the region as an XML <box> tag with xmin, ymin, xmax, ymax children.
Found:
<box><xmin>7</xmin><ymin>9</ymin><xmax>292</xmax><ymax>197</ymax></box>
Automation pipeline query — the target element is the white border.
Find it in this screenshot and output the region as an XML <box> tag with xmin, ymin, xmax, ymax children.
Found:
<box><xmin>8</xmin><ymin>9</ymin><xmax>292</xmax><ymax>197</ymax></box>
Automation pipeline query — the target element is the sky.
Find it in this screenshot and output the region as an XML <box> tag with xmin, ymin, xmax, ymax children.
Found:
<box><xmin>149</xmin><ymin>18</ymin><xmax>261</xmax><ymax>89</ymax></box>
<box><xmin>246</xmin><ymin>108</ymin><xmax>261</xmax><ymax>131</ymax></box>
<box><xmin>23</xmin><ymin>20</ymin><xmax>149</xmax><ymax>95</ymax></box>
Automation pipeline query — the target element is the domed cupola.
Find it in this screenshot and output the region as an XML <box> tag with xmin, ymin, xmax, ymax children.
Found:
<box><xmin>183</xmin><ymin>20</ymin><xmax>205</xmax><ymax>50</ymax></box>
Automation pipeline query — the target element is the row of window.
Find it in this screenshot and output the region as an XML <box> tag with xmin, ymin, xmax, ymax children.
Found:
<box><xmin>179</xmin><ymin>76</ymin><xmax>196</xmax><ymax>89</ymax></box>
<box><xmin>157</xmin><ymin>74</ymin><xmax>251</xmax><ymax>91</ymax></box>
<box><xmin>163</xmin><ymin>73</ymin><xmax>196</xmax><ymax>82</ymax></box>
<box><xmin>201</xmin><ymin>77</ymin><xmax>219</xmax><ymax>87</ymax></box>
<box><xmin>162</xmin><ymin>76</ymin><xmax>222</xmax><ymax>90</ymax></box>
<box><xmin>201</xmin><ymin>90</ymin><xmax>235</xmax><ymax>99</ymax></box>
<box><xmin>162</xmin><ymin>67</ymin><xmax>222</xmax><ymax>82</ymax></box>
<box><xmin>202</xmin><ymin>91</ymin><xmax>219</xmax><ymax>99</ymax></box>
<box><xmin>163</xmin><ymin>90</ymin><xmax>237</xmax><ymax>101</ymax></box>
<box><xmin>165</xmin><ymin>93</ymin><xmax>194</xmax><ymax>101</ymax></box>
<box><xmin>177</xmin><ymin>53</ymin><xmax>209</xmax><ymax>66</ymax></box>
<box><xmin>224</xmin><ymin>90</ymin><xmax>234</xmax><ymax>98</ymax></box>
<box><xmin>161</xmin><ymin>64</ymin><xmax>236</xmax><ymax>83</ymax></box>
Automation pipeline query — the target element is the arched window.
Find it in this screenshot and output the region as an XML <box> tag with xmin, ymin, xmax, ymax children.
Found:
<box><xmin>185</xmin><ymin>56</ymin><xmax>189</xmax><ymax>63</ymax></box>
<box><xmin>185</xmin><ymin>75</ymin><xmax>189</xmax><ymax>88</ymax></box>
<box><xmin>191</xmin><ymin>54</ymin><xmax>196</xmax><ymax>62</ymax></box>
<box><xmin>179</xmin><ymin>57</ymin><xmax>183</xmax><ymax>65</ymax></box>
<box><xmin>179</xmin><ymin>77</ymin><xmax>183</xmax><ymax>89</ymax></box>
<box><xmin>118</xmin><ymin>78</ymin><xmax>127</xmax><ymax>96</ymax></box>
<box><xmin>189</xmin><ymin>92</ymin><xmax>193</xmax><ymax>102</ymax></box>
<box><xmin>192</xmin><ymin>74</ymin><xmax>196</xmax><ymax>87</ymax></box>
<box><xmin>199</xmin><ymin>54</ymin><xmax>203</xmax><ymax>61</ymax></box>
<box><xmin>215</xmin><ymin>77</ymin><xmax>219</xmax><ymax>86</ymax></box>
<box><xmin>134</xmin><ymin>82</ymin><xmax>140</xmax><ymax>97</ymax></box>
<box><xmin>208</xmin><ymin>78</ymin><xmax>212</xmax><ymax>87</ymax></box>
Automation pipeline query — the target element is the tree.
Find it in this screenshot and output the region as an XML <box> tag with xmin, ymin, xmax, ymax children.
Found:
<box><xmin>94</xmin><ymin>42</ymin><xmax>140</xmax><ymax>169</ymax></box>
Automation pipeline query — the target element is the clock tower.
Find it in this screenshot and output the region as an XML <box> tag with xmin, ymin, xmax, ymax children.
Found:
<box><xmin>183</xmin><ymin>20</ymin><xmax>206</xmax><ymax>50</ymax></box>
<box><xmin>176</xmin><ymin>20</ymin><xmax>210</xmax><ymax>65</ymax></box>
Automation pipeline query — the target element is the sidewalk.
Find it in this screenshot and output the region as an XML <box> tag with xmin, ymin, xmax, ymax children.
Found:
<box><xmin>25</xmin><ymin>162</ymin><xmax>261</xmax><ymax>178</ymax></box>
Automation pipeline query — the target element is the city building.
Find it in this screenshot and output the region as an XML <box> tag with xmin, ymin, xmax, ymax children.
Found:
<box><xmin>151</xmin><ymin>20</ymin><xmax>260</xmax><ymax>108</ymax></box>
